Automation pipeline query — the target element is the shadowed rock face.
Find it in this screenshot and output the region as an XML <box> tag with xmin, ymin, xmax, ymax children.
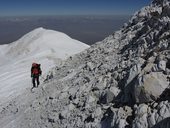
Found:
<box><xmin>152</xmin><ymin>117</ymin><xmax>170</xmax><ymax>128</ymax></box>
<box><xmin>0</xmin><ymin>0</ymin><xmax>170</xmax><ymax>128</ymax></box>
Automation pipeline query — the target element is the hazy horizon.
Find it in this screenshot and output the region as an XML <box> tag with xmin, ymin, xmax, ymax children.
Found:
<box><xmin>0</xmin><ymin>0</ymin><xmax>151</xmax><ymax>45</ymax></box>
<box><xmin>0</xmin><ymin>15</ymin><xmax>130</xmax><ymax>45</ymax></box>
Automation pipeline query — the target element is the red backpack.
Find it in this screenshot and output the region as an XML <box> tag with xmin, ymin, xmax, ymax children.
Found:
<box><xmin>32</xmin><ymin>63</ymin><xmax>40</xmax><ymax>75</ymax></box>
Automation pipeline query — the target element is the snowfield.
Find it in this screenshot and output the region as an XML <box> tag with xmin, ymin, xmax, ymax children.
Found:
<box><xmin>0</xmin><ymin>27</ymin><xmax>89</xmax><ymax>105</ymax></box>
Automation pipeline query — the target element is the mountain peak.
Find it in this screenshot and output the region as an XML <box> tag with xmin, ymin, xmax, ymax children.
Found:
<box><xmin>34</xmin><ymin>27</ymin><xmax>45</xmax><ymax>31</ymax></box>
<box><xmin>26</xmin><ymin>27</ymin><xmax>46</xmax><ymax>36</ymax></box>
<box><xmin>6</xmin><ymin>28</ymin><xmax>89</xmax><ymax>58</ymax></box>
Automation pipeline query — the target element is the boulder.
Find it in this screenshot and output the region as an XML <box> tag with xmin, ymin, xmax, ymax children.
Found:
<box><xmin>134</xmin><ymin>72</ymin><xmax>169</xmax><ymax>103</ymax></box>
<box><xmin>99</xmin><ymin>90</ymin><xmax>115</xmax><ymax>104</ymax></box>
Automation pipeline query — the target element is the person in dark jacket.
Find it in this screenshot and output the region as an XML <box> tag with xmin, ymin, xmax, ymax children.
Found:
<box><xmin>31</xmin><ymin>63</ymin><xmax>42</xmax><ymax>89</ymax></box>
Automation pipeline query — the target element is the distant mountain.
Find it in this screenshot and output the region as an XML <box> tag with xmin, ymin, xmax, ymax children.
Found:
<box><xmin>0</xmin><ymin>15</ymin><xmax>130</xmax><ymax>45</ymax></box>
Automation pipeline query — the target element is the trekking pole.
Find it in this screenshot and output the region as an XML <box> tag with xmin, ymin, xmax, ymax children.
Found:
<box><xmin>40</xmin><ymin>75</ymin><xmax>48</xmax><ymax>83</ymax></box>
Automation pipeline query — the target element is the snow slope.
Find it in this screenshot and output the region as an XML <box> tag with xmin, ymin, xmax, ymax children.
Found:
<box><xmin>0</xmin><ymin>27</ymin><xmax>89</xmax><ymax>105</ymax></box>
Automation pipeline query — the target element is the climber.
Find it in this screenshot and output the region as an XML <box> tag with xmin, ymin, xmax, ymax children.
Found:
<box><xmin>31</xmin><ymin>63</ymin><xmax>42</xmax><ymax>89</ymax></box>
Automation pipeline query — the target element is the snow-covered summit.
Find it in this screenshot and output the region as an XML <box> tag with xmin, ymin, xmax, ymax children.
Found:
<box><xmin>6</xmin><ymin>27</ymin><xmax>89</xmax><ymax>59</ymax></box>
<box><xmin>0</xmin><ymin>27</ymin><xmax>89</xmax><ymax>105</ymax></box>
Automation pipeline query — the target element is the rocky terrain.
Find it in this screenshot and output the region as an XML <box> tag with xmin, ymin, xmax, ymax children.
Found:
<box><xmin>0</xmin><ymin>0</ymin><xmax>170</xmax><ymax>128</ymax></box>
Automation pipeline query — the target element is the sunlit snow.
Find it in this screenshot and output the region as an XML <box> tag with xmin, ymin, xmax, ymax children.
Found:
<box><xmin>0</xmin><ymin>27</ymin><xmax>89</xmax><ymax>105</ymax></box>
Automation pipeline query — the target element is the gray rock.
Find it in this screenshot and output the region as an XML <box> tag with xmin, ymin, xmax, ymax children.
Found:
<box><xmin>134</xmin><ymin>72</ymin><xmax>169</xmax><ymax>103</ymax></box>
<box><xmin>157</xmin><ymin>60</ymin><xmax>167</xmax><ymax>71</ymax></box>
<box><xmin>99</xmin><ymin>90</ymin><xmax>115</xmax><ymax>104</ymax></box>
<box><xmin>126</xmin><ymin>64</ymin><xmax>141</xmax><ymax>86</ymax></box>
